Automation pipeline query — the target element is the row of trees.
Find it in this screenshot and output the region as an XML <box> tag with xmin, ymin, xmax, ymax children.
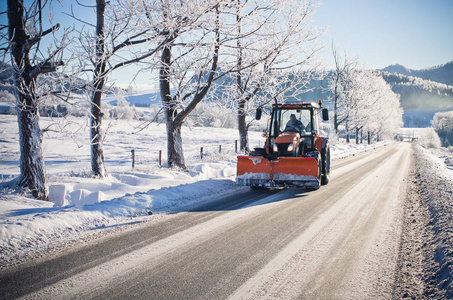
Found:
<box><xmin>329</xmin><ymin>46</ymin><xmax>403</xmax><ymax>141</ymax></box>
<box><xmin>1</xmin><ymin>0</ymin><xmax>323</xmax><ymax>200</ymax></box>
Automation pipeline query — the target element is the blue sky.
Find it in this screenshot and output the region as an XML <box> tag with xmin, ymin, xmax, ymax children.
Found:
<box><xmin>1</xmin><ymin>0</ymin><xmax>452</xmax><ymax>89</ymax></box>
<box><xmin>314</xmin><ymin>0</ymin><xmax>453</xmax><ymax>69</ymax></box>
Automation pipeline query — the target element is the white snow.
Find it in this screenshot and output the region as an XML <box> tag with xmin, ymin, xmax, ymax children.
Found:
<box><xmin>272</xmin><ymin>173</ymin><xmax>317</xmax><ymax>181</ymax></box>
<box><xmin>1</xmin><ymin>113</ymin><xmax>451</xmax><ymax>268</ymax></box>
<box><xmin>249</xmin><ymin>157</ymin><xmax>263</xmax><ymax>165</ymax></box>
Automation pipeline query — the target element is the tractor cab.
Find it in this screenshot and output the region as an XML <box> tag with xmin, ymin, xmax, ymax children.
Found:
<box><xmin>257</xmin><ymin>102</ymin><xmax>328</xmax><ymax>159</ymax></box>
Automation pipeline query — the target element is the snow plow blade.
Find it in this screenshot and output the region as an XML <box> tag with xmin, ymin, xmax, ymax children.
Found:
<box><xmin>236</xmin><ymin>156</ymin><xmax>320</xmax><ymax>189</ymax></box>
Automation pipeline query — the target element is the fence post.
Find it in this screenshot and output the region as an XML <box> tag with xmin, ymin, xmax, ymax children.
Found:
<box><xmin>200</xmin><ymin>147</ymin><xmax>203</xmax><ymax>159</ymax></box>
<box><xmin>219</xmin><ymin>145</ymin><xmax>221</xmax><ymax>153</ymax></box>
<box><xmin>159</xmin><ymin>150</ymin><xmax>162</xmax><ymax>166</ymax></box>
<box><xmin>131</xmin><ymin>149</ymin><xmax>135</xmax><ymax>169</ymax></box>
<box><xmin>235</xmin><ymin>140</ymin><xmax>238</xmax><ymax>153</ymax></box>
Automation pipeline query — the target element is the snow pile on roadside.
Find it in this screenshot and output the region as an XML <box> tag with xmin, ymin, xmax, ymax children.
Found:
<box><xmin>402</xmin><ymin>140</ymin><xmax>453</xmax><ymax>298</ymax></box>
<box><xmin>417</xmin><ymin>146</ymin><xmax>453</xmax><ymax>296</ymax></box>
<box><xmin>0</xmin><ymin>162</ymin><xmax>241</xmax><ymax>266</ymax></box>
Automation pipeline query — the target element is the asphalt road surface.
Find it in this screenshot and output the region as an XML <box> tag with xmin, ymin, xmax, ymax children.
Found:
<box><xmin>0</xmin><ymin>142</ymin><xmax>411</xmax><ymax>299</ymax></box>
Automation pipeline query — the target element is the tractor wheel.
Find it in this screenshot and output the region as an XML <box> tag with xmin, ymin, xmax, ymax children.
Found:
<box><xmin>321</xmin><ymin>143</ymin><xmax>330</xmax><ymax>185</ymax></box>
<box><xmin>317</xmin><ymin>152</ymin><xmax>322</xmax><ymax>187</ymax></box>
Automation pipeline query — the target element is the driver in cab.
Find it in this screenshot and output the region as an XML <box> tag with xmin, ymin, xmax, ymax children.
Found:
<box><xmin>285</xmin><ymin>114</ymin><xmax>304</xmax><ymax>132</ymax></box>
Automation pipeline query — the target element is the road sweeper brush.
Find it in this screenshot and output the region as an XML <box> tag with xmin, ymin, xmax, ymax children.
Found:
<box><xmin>236</xmin><ymin>101</ymin><xmax>330</xmax><ymax>190</ymax></box>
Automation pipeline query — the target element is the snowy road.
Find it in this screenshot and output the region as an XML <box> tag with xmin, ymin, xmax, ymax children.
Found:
<box><xmin>0</xmin><ymin>143</ymin><xmax>411</xmax><ymax>299</ymax></box>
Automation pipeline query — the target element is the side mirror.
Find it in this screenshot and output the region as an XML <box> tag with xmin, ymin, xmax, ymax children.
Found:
<box><xmin>322</xmin><ymin>108</ymin><xmax>329</xmax><ymax>121</ymax></box>
<box><xmin>255</xmin><ymin>108</ymin><xmax>262</xmax><ymax>120</ymax></box>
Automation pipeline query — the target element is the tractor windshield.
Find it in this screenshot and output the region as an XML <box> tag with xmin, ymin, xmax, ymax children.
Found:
<box><xmin>272</xmin><ymin>108</ymin><xmax>313</xmax><ymax>136</ymax></box>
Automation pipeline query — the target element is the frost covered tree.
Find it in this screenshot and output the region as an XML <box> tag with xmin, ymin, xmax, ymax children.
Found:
<box><xmin>329</xmin><ymin>50</ymin><xmax>403</xmax><ymax>141</ymax></box>
<box><xmin>70</xmin><ymin>0</ymin><xmax>168</xmax><ymax>177</ymax></box>
<box><xmin>223</xmin><ymin>0</ymin><xmax>322</xmax><ymax>152</ymax></box>
<box><xmin>329</xmin><ymin>45</ymin><xmax>358</xmax><ymax>134</ymax></box>
<box><xmin>432</xmin><ymin>110</ymin><xmax>453</xmax><ymax>146</ymax></box>
<box><xmin>154</xmin><ymin>0</ymin><xmax>221</xmax><ymax>170</ymax></box>
<box><xmin>346</xmin><ymin>70</ymin><xmax>403</xmax><ymax>141</ymax></box>
<box><xmin>3</xmin><ymin>0</ymin><xmax>65</xmax><ymax>200</ymax></box>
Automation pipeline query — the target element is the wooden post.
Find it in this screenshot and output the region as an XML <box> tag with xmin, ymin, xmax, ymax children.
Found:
<box><xmin>159</xmin><ymin>150</ymin><xmax>162</xmax><ymax>166</ymax></box>
<box><xmin>131</xmin><ymin>149</ymin><xmax>135</xmax><ymax>169</ymax></box>
<box><xmin>219</xmin><ymin>145</ymin><xmax>222</xmax><ymax>153</ymax></box>
<box><xmin>235</xmin><ymin>140</ymin><xmax>238</xmax><ymax>153</ymax></box>
<box><xmin>201</xmin><ymin>147</ymin><xmax>203</xmax><ymax>159</ymax></box>
<box><xmin>368</xmin><ymin>131</ymin><xmax>371</xmax><ymax>144</ymax></box>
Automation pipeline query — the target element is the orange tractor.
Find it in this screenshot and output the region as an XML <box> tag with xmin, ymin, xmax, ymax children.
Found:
<box><xmin>236</xmin><ymin>101</ymin><xmax>330</xmax><ymax>189</ymax></box>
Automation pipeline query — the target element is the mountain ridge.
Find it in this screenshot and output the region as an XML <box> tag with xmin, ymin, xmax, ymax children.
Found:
<box><xmin>381</xmin><ymin>61</ymin><xmax>453</xmax><ymax>86</ymax></box>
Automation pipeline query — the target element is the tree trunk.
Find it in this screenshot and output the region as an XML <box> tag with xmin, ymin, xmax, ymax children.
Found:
<box><xmin>333</xmin><ymin>80</ymin><xmax>340</xmax><ymax>134</ymax></box>
<box><xmin>90</xmin><ymin>89</ymin><xmax>106</xmax><ymax>177</ymax></box>
<box><xmin>356</xmin><ymin>127</ymin><xmax>359</xmax><ymax>144</ymax></box>
<box><xmin>166</xmin><ymin>112</ymin><xmax>186</xmax><ymax>170</ymax></box>
<box><xmin>346</xmin><ymin>120</ymin><xmax>350</xmax><ymax>143</ymax></box>
<box><xmin>90</xmin><ymin>0</ymin><xmax>107</xmax><ymax>177</ymax></box>
<box><xmin>16</xmin><ymin>91</ymin><xmax>48</xmax><ymax>200</ymax></box>
<box><xmin>237</xmin><ymin>100</ymin><xmax>249</xmax><ymax>153</ymax></box>
<box><xmin>8</xmin><ymin>0</ymin><xmax>48</xmax><ymax>200</ymax></box>
<box><xmin>160</xmin><ymin>41</ymin><xmax>187</xmax><ymax>170</ymax></box>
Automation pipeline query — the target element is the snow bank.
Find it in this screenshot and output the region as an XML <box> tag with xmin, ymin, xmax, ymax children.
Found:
<box><xmin>398</xmin><ymin>128</ymin><xmax>453</xmax><ymax>297</ymax></box>
<box><xmin>411</xmin><ymin>145</ymin><xmax>453</xmax><ymax>297</ymax></box>
<box><xmin>0</xmin><ymin>167</ymin><xmax>241</xmax><ymax>266</ymax></box>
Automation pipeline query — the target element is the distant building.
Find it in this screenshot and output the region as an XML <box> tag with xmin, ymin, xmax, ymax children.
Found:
<box><xmin>0</xmin><ymin>102</ymin><xmax>15</xmax><ymax>114</ymax></box>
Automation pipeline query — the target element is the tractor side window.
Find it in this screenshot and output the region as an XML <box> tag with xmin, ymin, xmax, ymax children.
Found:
<box><xmin>299</xmin><ymin>110</ymin><xmax>311</xmax><ymax>135</ymax></box>
<box><xmin>271</xmin><ymin>109</ymin><xmax>281</xmax><ymax>137</ymax></box>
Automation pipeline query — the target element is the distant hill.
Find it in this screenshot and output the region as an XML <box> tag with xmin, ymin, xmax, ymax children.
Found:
<box><xmin>381</xmin><ymin>61</ymin><xmax>453</xmax><ymax>86</ymax></box>
<box><xmin>381</xmin><ymin>72</ymin><xmax>453</xmax><ymax>110</ymax></box>
<box><xmin>380</xmin><ymin>61</ymin><xmax>453</xmax><ymax>127</ymax></box>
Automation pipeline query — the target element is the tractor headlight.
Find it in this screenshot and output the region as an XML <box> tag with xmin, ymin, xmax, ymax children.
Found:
<box><xmin>273</xmin><ymin>144</ymin><xmax>278</xmax><ymax>152</ymax></box>
<box><xmin>287</xmin><ymin>144</ymin><xmax>294</xmax><ymax>151</ymax></box>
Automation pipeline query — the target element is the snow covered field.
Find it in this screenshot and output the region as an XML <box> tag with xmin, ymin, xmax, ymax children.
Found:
<box><xmin>1</xmin><ymin>115</ymin><xmax>452</xmax><ymax>275</ymax></box>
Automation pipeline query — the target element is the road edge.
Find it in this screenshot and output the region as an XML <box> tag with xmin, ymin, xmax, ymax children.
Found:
<box><xmin>394</xmin><ymin>143</ymin><xmax>453</xmax><ymax>298</ymax></box>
